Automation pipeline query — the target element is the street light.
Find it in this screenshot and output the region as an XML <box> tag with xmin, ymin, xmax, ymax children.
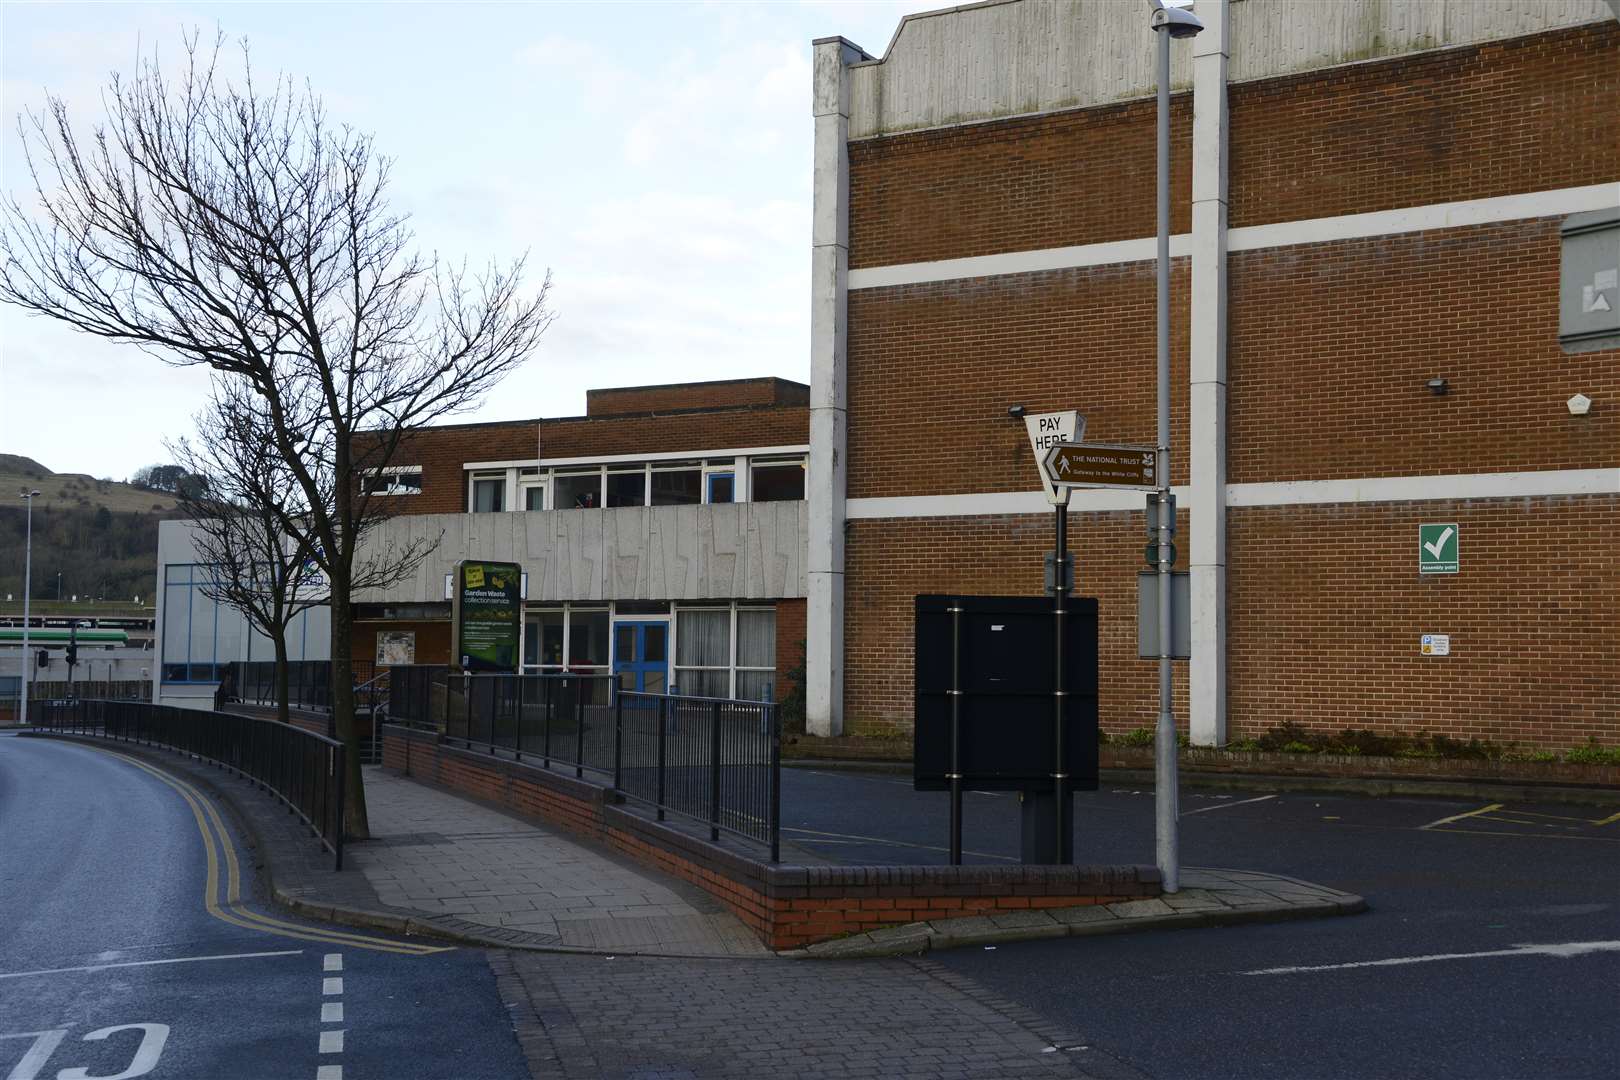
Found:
<box><xmin>19</xmin><ymin>489</ymin><xmax>42</xmax><ymax>727</ymax></box>
<box><xmin>1149</xmin><ymin>0</ymin><xmax>1202</xmax><ymax>894</ymax></box>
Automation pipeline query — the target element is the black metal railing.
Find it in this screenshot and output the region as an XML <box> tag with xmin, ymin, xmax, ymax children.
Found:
<box><xmin>387</xmin><ymin>664</ymin><xmax>449</xmax><ymax>730</ymax></box>
<box><xmin>35</xmin><ymin>698</ymin><xmax>347</xmax><ymax>870</ymax></box>
<box><xmin>231</xmin><ymin>660</ymin><xmax>333</xmax><ymax>713</ymax></box>
<box><xmin>443</xmin><ymin>673</ymin><xmax>618</xmax><ymax>776</ymax></box>
<box><xmin>615</xmin><ymin>691</ymin><xmax>781</xmax><ymax>861</ymax></box>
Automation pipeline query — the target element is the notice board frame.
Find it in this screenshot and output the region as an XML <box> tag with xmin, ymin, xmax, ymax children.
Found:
<box><xmin>913</xmin><ymin>594</ymin><xmax>1100</xmax><ymax>793</ymax></box>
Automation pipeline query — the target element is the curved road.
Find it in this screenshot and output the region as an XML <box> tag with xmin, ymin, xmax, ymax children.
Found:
<box><xmin>0</xmin><ymin>734</ymin><xmax>528</xmax><ymax>1080</ymax></box>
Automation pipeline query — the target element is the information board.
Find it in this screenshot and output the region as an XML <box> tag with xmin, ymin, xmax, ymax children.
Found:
<box><xmin>452</xmin><ymin>560</ymin><xmax>522</xmax><ymax>672</ymax></box>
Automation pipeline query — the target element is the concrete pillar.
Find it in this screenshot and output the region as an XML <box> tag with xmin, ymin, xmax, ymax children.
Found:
<box><xmin>806</xmin><ymin>37</ymin><xmax>867</xmax><ymax>737</ymax></box>
<box><xmin>1189</xmin><ymin>0</ymin><xmax>1229</xmax><ymax>746</ymax></box>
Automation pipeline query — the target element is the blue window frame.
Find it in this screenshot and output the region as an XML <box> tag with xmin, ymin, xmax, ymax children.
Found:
<box><xmin>706</xmin><ymin>472</ymin><xmax>734</xmax><ymax>504</ymax></box>
<box><xmin>162</xmin><ymin>564</ymin><xmax>223</xmax><ymax>683</ymax></box>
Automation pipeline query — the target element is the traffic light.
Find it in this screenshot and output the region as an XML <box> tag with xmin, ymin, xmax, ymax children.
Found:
<box><xmin>36</xmin><ymin>649</ymin><xmax>49</xmax><ymax>669</ymax></box>
<box><xmin>65</xmin><ymin>640</ymin><xmax>78</xmax><ymax>668</ymax></box>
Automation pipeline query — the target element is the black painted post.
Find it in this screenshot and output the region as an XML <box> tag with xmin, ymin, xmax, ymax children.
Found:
<box><xmin>948</xmin><ymin>601</ymin><xmax>963</xmax><ymax>866</ymax></box>
<box><xmin>709</xmin><ymin>700</ymin><xmax>722</xmax><ymax>842</ymax></box>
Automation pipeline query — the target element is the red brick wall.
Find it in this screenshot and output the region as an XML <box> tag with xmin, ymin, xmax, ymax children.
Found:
<box><xmin>380</xmin><ymin>726</ymin><xmax>1157</xmax><ymax>950</ymax></box>
<box><xmin>1228</xmin><ymin>219</ymin><xmax>1619</xmax><ymax>483</ymax></box>
<box><xmin>844</xmin><ymin>513</ymin><xmax>1188</xmax><ymax>738</ymax></box>
<box><xmin>774</xmin><ymin>598</ymin><xmax>805</xmax><ymax>707</ymax></box>
<box><xmin>1227</xmin><ymin>497</ymin><xmax>1620</xmax><ymax>750</ymax></box>
<box><xmin>372</xmin><ymin>405</ymin><xmax>808</xmax><ymax>516</ymax></box>
<box><xmin>849</xmin><ymin>97</ymin><xmax>1192</xmax><ymax>269</ymax></box>
<box><xmin>351</xmin><ymin>620</ymin><xmax>453</xmax><ymax>667</ymax></box>
<box><xmin>587</xmin><ymin>378</ymin><xmax>809</xmax><ymax>416</ymax></box>
<box><xmin>1230</xmin><ymin>23</ymin><xmax>1620</xmax><ymax>229</ymax></box>
<box><xmin>846</xmin><ymin>261</ymin><xmax>1190</xmax><ymax>500</ymax></box>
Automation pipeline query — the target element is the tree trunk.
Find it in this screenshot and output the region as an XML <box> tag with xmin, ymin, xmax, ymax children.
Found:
<box><xmin>274</xmin><ymin>633</ymin><xmax>291</xmax><ymax>727</ymax></box>
<box><xmin>329</xmin><ymin>586</ymin><xmax>370</xmax><ymax>841</ymax></box>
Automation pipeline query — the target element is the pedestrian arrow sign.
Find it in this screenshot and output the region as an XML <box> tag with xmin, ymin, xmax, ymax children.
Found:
<box><xmin>1419</xmin><ymin>523</ymin><xmax>1458</xmax><ymax>574</ymax></box>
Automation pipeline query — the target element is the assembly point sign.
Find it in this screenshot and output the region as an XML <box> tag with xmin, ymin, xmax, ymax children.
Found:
<box><xmin>453</xmin><ymin>560</ymin><xmax>522</xmax><ymax>672</ymax></box>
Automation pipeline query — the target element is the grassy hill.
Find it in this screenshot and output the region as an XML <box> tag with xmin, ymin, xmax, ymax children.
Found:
<box><xmin>0</xmin><ymin>454</ymin><xmax>180</xmax><ymax>514</ymax></box>
<box><xmin>0</xmin><ymin>455</ymin><xmax>182</xmax><ymax>603</ymax></box>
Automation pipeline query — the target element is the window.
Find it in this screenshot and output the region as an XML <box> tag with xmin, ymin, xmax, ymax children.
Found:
<box><xmin>471</xmin><ymin>474</ymin><xmax>505</xmax><ymax>513</ymax></box>
<box><xmin>367</xmin><ymin>468</ymin><xmax>423</xmax><ymax>496</ymax></box>
<box><xmin>524</xmin><ymin>610</ymin><xmax>564</xmax><ymax>668</ymax></box>
<box><xmin>651</xmin><ymin>463</ymin><xmax>702</xmax><ymax>506</ymax></box>
<box><xmin>568</xmin><ymin>609</ymin><xmax>610</xmax><ymax>671</ymax></box>
<box><xmin>160</xmin><ymin>564</ymin><xmax>252</xmax><ymax>683</ymax></box>
<box><xmin>675</xmin><ymin>608</ymin><xmax>730</xmax><ymax>698</ymax></box>
<box><xmin>750</xmin><ymin>458</ymin><xmax>805</xmax><ymax>502</ymax></box>
<box><xmin>606</xmin><ymin>468</ymin><xmax>646</xmax><ymax>508</ymax></box>
<box><xmin>554</xmin><ymin>470</ymin><xmax>601</xmax><ymax>510</ymax></box>
<box><xmin>735</xmin><ymin>608</ymin><xmax>776</xmax><ymax>702</ymax></box>
<box><xmin>706</xmin><ymin>472</ymin><xmax>734</xmax><ymax>504</ymax></box>
<box><xmin>522</xmin><ymin>484</ymin><xmax>547</xmax><ymax>511</ymax></box>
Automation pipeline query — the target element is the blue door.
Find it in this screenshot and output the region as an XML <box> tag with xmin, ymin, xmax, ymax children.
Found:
<box><xmin>613</xmin><ymin>621</ymin><xmax>668</xmax><ymax>693</ymax></box>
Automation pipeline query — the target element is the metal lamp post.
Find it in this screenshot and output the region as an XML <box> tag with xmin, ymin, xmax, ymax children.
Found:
<box><xmin>19</xmin><ymin>489</ymin><xmax>42</xmax><ymax>726</ymax></box>
<box><xmin>1149</xmin><ymin>0</ymin><xmax>1202</xmax><ymax>893</ymax></box>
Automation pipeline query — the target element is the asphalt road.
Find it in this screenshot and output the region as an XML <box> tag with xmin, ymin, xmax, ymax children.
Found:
<box><xmin>0</xmin><ymin>735</ymin><xmax>527</xmax><ymax>1080</ymax></box>
<box><xmin>783</xmin><ymin>766</ymin><xmax>1620</xmax><ymax>1079</ymax></box>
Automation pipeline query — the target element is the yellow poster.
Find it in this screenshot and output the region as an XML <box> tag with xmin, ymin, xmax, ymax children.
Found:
<box><xmin>464</xmin><ymin>563</ymin><xmax>485</xmax><ymax>589</ymax></box>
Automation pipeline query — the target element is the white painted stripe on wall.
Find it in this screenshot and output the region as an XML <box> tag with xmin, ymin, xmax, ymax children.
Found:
<box><xmin>845</xmin><ymin>469</ymin><xmax>1618</xmax><ymax>520</ymax></box>
<box><xmin>847</xmin><ymin>184</ymin><xmax>1619</xmax><ymax>290</ymax></box>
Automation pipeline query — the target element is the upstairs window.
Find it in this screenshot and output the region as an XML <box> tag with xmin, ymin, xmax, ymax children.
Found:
<box><xmin>750</xmin><ymin>458</ymin><xmax>806</xmax><ymax>502</ymax></box>
<box><xmin>366</xmin><ymin>468</ymin><xmax>423</xmax><ymax>496</ymax></box>
<box><xmin>470</xmin><ymin>474</ymin><xmax>505</xmax><ymax>513</ymax></box>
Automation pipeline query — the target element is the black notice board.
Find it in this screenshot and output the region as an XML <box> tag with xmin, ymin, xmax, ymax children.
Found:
<box><xmin>913</xmin><ymin>595</ymin><xmax>1100</xmax><ymax>792</ymax></box>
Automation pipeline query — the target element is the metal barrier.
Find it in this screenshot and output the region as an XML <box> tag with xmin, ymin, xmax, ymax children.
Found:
<box><xmin>387</xmin><ymin>664</ymin><xmax>449</xmax><ymax>730</ymax></box>
<box><xmin>430</xmin><ymin>675</ymin><xmax>781</xmax><ymax>861</ymax></box>
<box><xmin>615</xmin><ymin>691</ymin><xmax>781</xmax><ymax>861</ymax></box>
<box><xmin>231</xmin><ymin>660</ymin><xmax>333</xmax><ymax>713</ymax></box>
<box><xmin>34</xmin><ymin>698</ymin><xmax>347</xmax><ymax>870</ymax></box>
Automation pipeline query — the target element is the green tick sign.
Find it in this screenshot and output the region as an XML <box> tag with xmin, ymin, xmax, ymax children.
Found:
<box><xmin>453</xmin><ymin>560</ymin><xmax>522</xmax><ymax>671</ymax></box>
<box><xmin>1419</xmin><ymin>523</ymin><xmax>1459</xmax><ymax>574</ymax></box>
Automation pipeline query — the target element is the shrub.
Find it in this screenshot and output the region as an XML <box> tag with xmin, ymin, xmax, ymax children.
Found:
<box><xmin>1565</xmin><ymin>741</ymin><xmax>1620</xmax><ymax>766</ymax></box>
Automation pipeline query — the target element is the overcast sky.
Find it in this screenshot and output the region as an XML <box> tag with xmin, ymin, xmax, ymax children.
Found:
<box><xmin>0</xmin><ymin>1</ymin><xmax>919</xmax><ymax>480</ymax></box>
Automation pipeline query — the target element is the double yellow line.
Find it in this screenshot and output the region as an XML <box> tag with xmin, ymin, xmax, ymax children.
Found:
<box><xmin>90</xmin><ymin>744</ymin><xmax>450</xmax><ymax>956</ymax></box>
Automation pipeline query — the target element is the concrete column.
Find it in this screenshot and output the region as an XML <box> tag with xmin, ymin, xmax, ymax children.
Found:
<box><xmin>1189</xmin><ymin>0</ymin><xmax>1229</xmax><ymax>746</ymax></box>
<box><xmin>806</xmin><ymin>37</ymin><xmax>866</xmax><ymax>737</ymax></box>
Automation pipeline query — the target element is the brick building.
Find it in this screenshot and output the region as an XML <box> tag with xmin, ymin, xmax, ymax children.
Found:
<box><xmin>803</xmin><ymin>0</ymin><xmax>1620</xmax><ymax>750</ymax></box>
<box><xmin>153</xmin><ymin>377</ymin><xmax>809</xmax><ymax>710</ymax></box>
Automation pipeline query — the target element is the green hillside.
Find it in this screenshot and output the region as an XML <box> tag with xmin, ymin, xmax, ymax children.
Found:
<box><xmin>0</xmin><ymin>455</ymin><xmax>183</xmax><ymax>604</ymax></box>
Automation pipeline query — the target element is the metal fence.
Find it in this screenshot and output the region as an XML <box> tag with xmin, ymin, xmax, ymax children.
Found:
<box><xmin>34</xmin><ymin>698</ymin><xmax>347</xmax><ymax>870</ymax></box>
<box><xmin>615</xmin><ymin>691</ymin><xmax>781</xmax><ymax>861</ymax></box>
<box><xmin>231</xmin><ymin>660</ymin><xmax>333</xmax><ymax>713</ymax></box>
<box><xmin>387</xmin><ymin>668</ymin><xmax>780</xmax><ymax>860</ymax></box>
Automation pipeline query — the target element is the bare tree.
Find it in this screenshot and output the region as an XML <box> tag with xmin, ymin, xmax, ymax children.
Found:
<box><xmin>167</xmin><ymin>377</ymin><xmax>324</xmax><ymax>726</ymax></box>
<box><xmin>1</xmin><ymin>34</ymin><xmax>553</xmax><ymax>837</ymax></box>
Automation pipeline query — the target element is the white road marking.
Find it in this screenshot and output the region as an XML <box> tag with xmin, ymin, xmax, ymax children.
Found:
<box><xmin>322</xmin><ymin>977</ymin><xmax>343</xmax><ymax>996</ymax></box>
<box><xmin>1242</xmin><ymin>940</ymin><xmax>1620</xmax><ymax>976</ymax></box>
<box><xmin>0</xmin><ymin>949</ymin><xmax>302</xmax><ymax>981</ymax></box>
<box><xmin>0</xmin><ymin>1029</ymin><xmax>67</xmax><ymax>1080</ymax></box>
<box><xmin>1183</xmin><ymin>794</ymin><xmax>1277</xmax><ymax>816</ymax></box>
<box><xmin>316</xmin><ymin>1068</ymin><xmax>343</xmax><ymax>1080</ymax></box>
<box><xmin>319</xmin><ymin>1030</ymin><xmax>345</xmax><ymax>1054</ymax></box>
<box><xmin>57</xmin><ymin>1023</ymin><xmax>169</xmax><ymax>1080</ymax></box>
<box><xmin>321</xmin><ymin>1003</ymin><xmax>344</xmax><ymax>1023</ymax></box>
<box><xmin>324</xmin><ymin>953</ymin><xmax>343</xmax><ymax>972</ymax></box>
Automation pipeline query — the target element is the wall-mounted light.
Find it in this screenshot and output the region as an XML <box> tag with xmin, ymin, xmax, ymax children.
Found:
<box><xmin>1426</xmin><ymin>378</ymin><xmax>1448</xmax><ymax>396</ymax></box>
<box><xmin>1007</xmin><ymin>404</ymin><xmax>1027</xmax><ymax>419</ymax></box>
<box><xmin>1568</xmin><ymin>393</ymin><xmax>1592</xmax><ymax>416</ymax></box>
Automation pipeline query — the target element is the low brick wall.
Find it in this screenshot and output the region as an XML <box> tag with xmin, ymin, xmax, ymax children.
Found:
<box><xmin>381</xmin><ymin>724</ymin><xmax>1160</xmax><ymax>950</ymax></box>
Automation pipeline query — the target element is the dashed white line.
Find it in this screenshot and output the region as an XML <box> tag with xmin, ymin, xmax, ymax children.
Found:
<box><xmin>319</xmin><ymin>1029</ymin><xmax>345</xmax><ymax>1054</ymax></box>
<box><xmin>321</xmin><ymin>1003</ymin><xmax>344</xmax><ymax>1023</ymax></box>
<box><xmin>316</xmin><ymin>1067</ymin><xmax>342</xmax><ymax>1080</ymax></box>
<box><xmin>324</xmin><ymin>953</ymin><xmax>343</xmax><ymax>972</ymax></box>
<box><xmin>322</xmin><ymin>977</ymin><xmax>343</xmax><ymax>996</ymax></box>
<box><xmin>318</xmin><ymin>953</ymin><xmax>346</xmax><ymax>1080</ymax></box>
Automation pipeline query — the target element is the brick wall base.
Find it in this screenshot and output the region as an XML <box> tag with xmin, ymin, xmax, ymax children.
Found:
<box><xmin>381</xmin><ymin>725</ymin><xmax>1160</xmax><ymax>950</ymax></box>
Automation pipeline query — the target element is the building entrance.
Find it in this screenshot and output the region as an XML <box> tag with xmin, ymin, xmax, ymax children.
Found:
<box><xmin>613</xmin><ymin>621</ymin><xmax>669</xmax><ymax>693</ymax></box>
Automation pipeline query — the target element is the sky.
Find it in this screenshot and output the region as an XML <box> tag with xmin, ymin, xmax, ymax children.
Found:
<box><xmin>0</xmin><ymin>0</ymin><xmax>921</xmax><ymax>480</ymax></box>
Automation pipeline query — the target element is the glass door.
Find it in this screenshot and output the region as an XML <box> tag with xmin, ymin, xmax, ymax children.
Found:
<box><xmin>613</xmin><ymin>621</ymin><xmax>669</xmax><ymax>693</ymax></box>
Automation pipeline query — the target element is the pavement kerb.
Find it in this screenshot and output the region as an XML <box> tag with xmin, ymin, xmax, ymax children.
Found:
<box><xmin>23</xmin><ymin>731</ymin><xmax>1369</xmax><ymax>962</ymax></box>
<box><xmin>786</xmin><ymin>758</ymin><xmax>1620</xmax><ymax>806</ymax></box>
<box><xmin>785</xmin><ymin>880</ymin><xmax>1370</xmax><ymax>960</ymax></box>
<box><xmin>19</xmin><ymin>731</ymin><xmax>749</xmax><ymax>958</ymax></box>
